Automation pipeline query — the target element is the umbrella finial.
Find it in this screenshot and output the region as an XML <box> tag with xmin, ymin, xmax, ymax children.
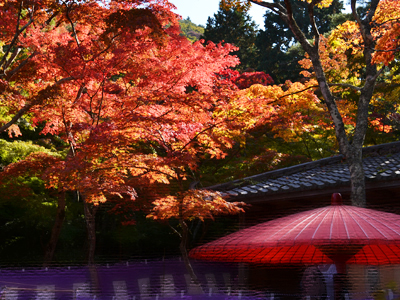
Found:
<box><xmin>331</xmin><ymin>193</ymin><xmax>343</xmax><ymax>205</ymax></box>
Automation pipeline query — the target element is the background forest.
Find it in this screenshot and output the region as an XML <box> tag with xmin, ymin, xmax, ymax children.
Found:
<box><xmin>0</xmin><ymin>0</ymin><xmax>399</xmax><ymax>266</ymax></box>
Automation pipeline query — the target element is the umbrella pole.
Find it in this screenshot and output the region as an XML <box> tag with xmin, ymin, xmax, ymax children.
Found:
<box><xmin>335</xmin><ymin>262</ymin><xmax>346</xmax><ymax>274</ymax></box>
<box><xmin>334</xmin><ymin>262</ymin><xmax>349</xmax><ymax>300</ymax></box>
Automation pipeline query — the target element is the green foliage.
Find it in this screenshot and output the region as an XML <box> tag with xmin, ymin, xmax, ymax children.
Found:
<box><xmin>0</xmin><ymin>137</ymin><xmax>68</xmax><ymax>263</ymax></box>
<box><xmin>257</xmin><ymin>40</ymin><xmax>306</xmax><ymax>84</ymax></box>
<box><xmin>0</xmin><ymin>139</ymin><xmax>63</xmax><ymax>166</ymax></box>
<box><xmin>0</xmin><ymin>173</ymin><xmax>58</xmax><ymax>263</ymax></box>
<box><xmin>178</xmin><ymin>17</ymin><xmax>204</xmax><ymax>42</ymax></box>
<box><xmin>329</xmin><ymin>12</ymin><xmax>352</xmax><ymax>28</ymax></box>
<box><xmin>202</xmin><ymin>3</ymin><xmax>259</xmax><ymax>70</ymax></box>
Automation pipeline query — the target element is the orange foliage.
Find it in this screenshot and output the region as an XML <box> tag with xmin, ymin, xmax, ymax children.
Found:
<box><xmin>372</xmin><ymin>0</ymin><xmax>400</xmax><ymax>65</ymax></box>
<box><xmin>148</xmin><ymin>190</ymin><xmax>246</xmax><ymax>221</ymax></box>
<box><xmin>297</xmin><ymin>5</ymin><xmax>400</xmax><ymax>136</ymax></box>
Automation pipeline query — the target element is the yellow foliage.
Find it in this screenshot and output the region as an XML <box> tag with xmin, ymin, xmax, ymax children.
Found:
<box><xmin>219</xmin><ymin>0</ymin><xmax>251</xmax><ymax>12</ymax></box>
<box><xmin>244</xmin><ymin>80</ymin><xmax>333</xmax><ymax>143</ymax></box>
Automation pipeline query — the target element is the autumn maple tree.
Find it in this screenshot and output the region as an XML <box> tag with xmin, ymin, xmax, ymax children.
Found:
<box><xmin>0</xmin><ymin>0</ymin><xmax>179</xmax><ymax>264</ymax></box>
<box><xmin>242</xmin><ymin>0</ymin><xmax>400</xmax><ymax>207</ymax></box>
<box><xmin>0</xmin><ymin>0</ymin><xmax>272</xmax><ymax>268</ymax></box>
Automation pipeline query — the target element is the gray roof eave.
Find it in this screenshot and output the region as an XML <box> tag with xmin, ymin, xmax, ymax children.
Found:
<box><xmin>206</xmin><ymin>141</ymin><xmax>400</xmax><ymax>200</ymax></box>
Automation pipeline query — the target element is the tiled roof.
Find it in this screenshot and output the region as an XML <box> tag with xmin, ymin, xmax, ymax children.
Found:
<box><xmin>208</xmin><ymin>142</ymin><xmax>400</xmax><ymax>200</ymax></box>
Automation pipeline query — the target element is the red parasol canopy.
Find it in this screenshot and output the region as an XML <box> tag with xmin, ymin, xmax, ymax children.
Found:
<box><xmin>189</xmin><ymin>194</ymin><xmax>400</xmax><ymax>267</ymax></box>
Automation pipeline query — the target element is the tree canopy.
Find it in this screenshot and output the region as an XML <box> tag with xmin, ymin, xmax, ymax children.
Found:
<box><xmin>0</xmin><ymin>0</ymin><xmax>399</xmax><ymax>268</ymax></box>
<box><xmin>247</xmin><ymin>0</ymin><xmax>400</xmax><ymax>206</ymax></box>
<box><xmin>202</xmin><ymin>0</ymin><xmax>259</xmax><ymax>70</ymax></box>
<box><xmin>179</xmin><ymin>17</ymin><xmax>205</xmax><ymax>42</ymax></box>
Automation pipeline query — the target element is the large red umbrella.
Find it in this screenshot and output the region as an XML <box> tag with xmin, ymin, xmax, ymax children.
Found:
<box><xmin>190</xmin><ymin>193</ymin><xmax>400</xmax><ymax>273</ymax></box>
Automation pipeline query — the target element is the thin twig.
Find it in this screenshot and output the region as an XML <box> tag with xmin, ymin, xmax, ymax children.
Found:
<box><xmin>0</xmin><ymin>103</ymin><xmax>33</xmax><ymax>133</ymax></box>
<box><xmin>2</xmin><ymin>47</ymin><xmax>22</xmax><ymax>73</ymax></box>
<box><xmin>0</xmin><ymin>2</ymin><xmax>34</xmax><ymax>70</ymax></box>
<box><xmin>168</xmin><ymin>223</ymin><xmax>182</xmax><ymax>238</ymax></box>
<box><xmin>370</xmin><ymin>65</ymin><xmax>385</xmax><ymax>83</ymax></box>
<box><xmin>0</xmin><ymin>77</ymin><xmax>74</xmax><ymax>133</ymax></box>
<box><xmin>3</xmin><ymin>51</ymin><xmax>37</xmax><ymax>79</ymax></box>
<box><xmin>278</xmin><ymin>85</ymin><xmax>318</xmax><ymax>99</ymax></box>
<box><xmin>329</xmin><ymin>83</ymin><xmax>362</xmax><ymax>91</ymax></box>
<box><xmin>276</xmin><ymin>82</ymin><xmax>361</xmax><ymax>100</ymax></box>
<box><xmin>64</xmin><ymin>1</ymin><xmax>80</xmax><ymax>46</ymax></box>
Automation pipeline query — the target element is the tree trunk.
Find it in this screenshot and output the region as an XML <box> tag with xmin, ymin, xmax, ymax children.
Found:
<box><xmin>43</xmin><ymin>191</ymin><xmax>66</xmax><ymax>267</ymax></box>
<box><xmin>176</xmin><ymin>175</ymin><xmax>201</xmax><ymax>286</ymax></box>
<box><xmin>179</xmin><ymin>219</ymin><xmax>200</xmax><ymax>284</ymax></box>
<box><xmin>83</xmin><ymin>199</ymin><xmax>97</xmax><ymax>265</ymax></box>
<box><xmin>346</xmin><ymin>148</ymin><xmax>366</xmax><ymax>207</ymax></box>
<box><xmin>88</xmin><ymin>264</ymin><xmax>100</xmax><ymax>297</ymax></box>
<box><xmin>309</xmin><ymin>54</ymin><xmax>368</xmax><ymax>208</ymax></box>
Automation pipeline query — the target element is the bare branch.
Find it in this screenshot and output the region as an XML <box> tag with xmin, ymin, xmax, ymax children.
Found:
<box><xmin>329</xmin><ymin>83</ymin><xmax>362</xmax><ymax>91</ymax></box>
<box><xmin>5</xmin><ymin>51</ymin><xmax>37</xmax><ymax>80</ymax></box>
<box><xmin>45</xmin><ymin>11</ymin><xmax>59</xmax><ymax>27</ymax></box>
<box><xmin>351</xmin><ymin>0</ymin><xmax>380</xmax><ymax>49</ymax></box>
<box><xmin>168</xmin><ymin>223</ymin><xmax>182</xmax><ymax>238</ymax></box>
<box><xmin>370</xmin><ymin>65</ymin><xmax>385</xmax><ymax>83</ymax></box>
<box><xmin>283</xmin><ymin>0</ymin><xmax>292</xmax><ymax>18</ymax></box>
<box><xmin>156</xmin><ymin>128</ymin><xmax>173</xmax><ymax>151</ymax></box>
<box><xmin>0</xmin><ymin>2</ymin><xmax>34</xmax><ymax>70</ymax></box>
<box><xmin>0</xmin><ymin>77</ymin><xmax>74</xmax><ymax>134</ymax></box>
<box><xmin>0</xmin><ymin>103</ymin><xmax>33</xmax><ymax>133</ymax></box>
<box><xmin>2</xmin><ymin>47</ymin><xmax>22</xmax><ymax>74</ymax></box>
<box><xmin>96</xmin><ymin>81</ymin><xmax>105</xmax><ymax>126</ymax></box>
<box><xmin>351</xmin><ymin>0</ymin><xmax>366</xmax><ymax>41</ymax></box>
<box><xmin>88</xmin><ymin>33</ymin><xmax>122</xmax><ymax>62</ymax></box>
<box><xmin>73</xmin><ymin>85</ymin><xmax>86</xmax><ymax>104</ymax></box>
<box><xmin>278</xmin><ymin>85</ymin><xmax>317</xmax><ymax>99</ymax></box>
<box><xmin>277</xmin><ymin>82</ymin><xmax>361</xmax><ymax>100</ymax></box>
<box><xmin>61</xmin><ymin>105</ymin><xmax>76</xmax><ymax>156</ymax></box>
<box><xmin>366</xmin><ymin>0</ymin><xmax>381</xmax><ymax>26</ymax></box>
<box><xmin>308</xmin><ymin>2</ymin><xmax>320</xmax><ymax>40</ymax></box>
<box><xmin>249</xmin><ymin>0</ymin><xmax>285</xmax><ymax>14</ymax></box>
<box><xmin>282</xmin><ymin>0</ymin><xmax>314</xmax><ymax>54</ymax></box>
<box><xmin>63</xmin><ymin>2</ymin><xmax>80</xmax><ymax>46</ymax></box>
<box><xmin>55</xmin><ymin>76</ymin><xmax>75</xmax><ymax>85</ymax></box>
